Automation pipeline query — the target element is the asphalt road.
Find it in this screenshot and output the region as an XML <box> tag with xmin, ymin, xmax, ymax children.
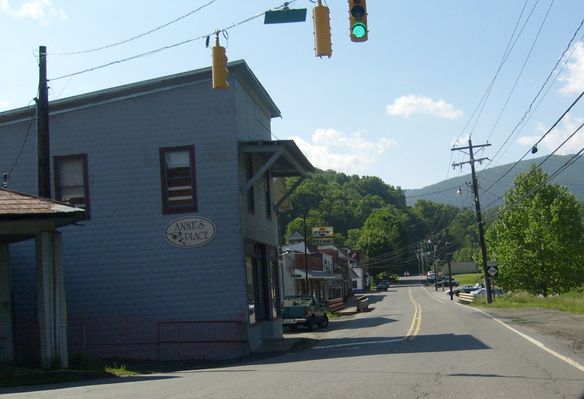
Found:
<box><xmin>2</xmin><ymin>284</ymin><xmax>584</xmax><ymax>398</ymax></box>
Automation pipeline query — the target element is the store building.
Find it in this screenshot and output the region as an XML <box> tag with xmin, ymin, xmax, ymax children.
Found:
<box><xmin>0</xmin><ymin>60</ymin><xmax>313</xmax><ymax>363</ymax></box>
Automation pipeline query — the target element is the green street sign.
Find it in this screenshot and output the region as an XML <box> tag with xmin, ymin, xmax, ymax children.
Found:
<box><xmin>264</xmin><ymin>8</ymin><xmax>307</xmax><ymax>24</ymax></box>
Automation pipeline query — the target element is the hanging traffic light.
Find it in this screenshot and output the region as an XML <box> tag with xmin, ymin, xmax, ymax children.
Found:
<box><xmin>313</xmin><ymin>0</ymin><xmax>332</xmax><ymax>58</ymax></box>
<box><xmin>212</xmin><ymin>34</ymin><xmax>229</xmax><ymax>89</ymax></box>
<box><xmin>348</xmin><ymin>0</ymin><xmax>368</xmax><ymax>42</ymax></box>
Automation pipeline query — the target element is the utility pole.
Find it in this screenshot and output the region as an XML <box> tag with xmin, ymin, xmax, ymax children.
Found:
<box><xmin>452</xmin><ymin>139</ymin><xmax>493</xmax><ymax>303</ymax></box>
<box><xmin>445</xmin><ymin>228</ymin><xmax>454</xmax><ymax>300</ymax></box>
<box><xmin>433</xmin><ymin>243</ymin><xmax>438</xmax><ymax>291</ymax></box>
<box><xmin>37</xmin><ymin>45</ymin><xmax>51</xmax><ymax>199</ymax></box>
<box><xmin>303</xmin><ymin>213</ymin><xmax>309</xmax><ymax>295</ymax></box>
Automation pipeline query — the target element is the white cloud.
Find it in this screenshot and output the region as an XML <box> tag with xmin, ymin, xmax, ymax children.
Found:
<box><xmin>289</xmin><ymin>128</ymin><xmax>397</xmax><ymax>175</ymax></box>
<box><xmin>0</xmin><ymin>99</ymin><xmax>10</xmax><ymax>111</ymax></box>
<box><xmin>517</xmin><ymin>114</ymin><xmax>584</xmax><ymax>154</ymax></box>
<box><xmin>386</xmin><ymin>95</ymin><xmax>463</xmax><ymax>119</ymax></box>
<box><xmin>0</xmin><ymin>0</ymin><xmax>66</xmax><ymax>21</ymax></box>
<box><xmin>559</xmin><ymin>42</ymin><xmax>584</xmax><ymax>95</ymax></box>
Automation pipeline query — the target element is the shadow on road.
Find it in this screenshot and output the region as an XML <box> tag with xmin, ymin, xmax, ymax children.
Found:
<box><xmin>0</xmin><ymin>375</ymin><xmax>178</xmax><ymax>395</ymax></box>
<box><xmin>247</xmin><ymin>333</ymin><xmax>490</xmax><ymax>366</ymax></box>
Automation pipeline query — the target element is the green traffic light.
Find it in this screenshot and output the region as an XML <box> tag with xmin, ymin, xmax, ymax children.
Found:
<box><xmin>352</xmin><ymin>22</ymin><xmax>367</xmax><ymax>38</ymax></box>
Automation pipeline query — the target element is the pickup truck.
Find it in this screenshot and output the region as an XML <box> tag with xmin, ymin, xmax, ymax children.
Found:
<box><xmin>282</xmin><ymin>295</ymin><xmax>329</xmax><ymax>330</ymax></box>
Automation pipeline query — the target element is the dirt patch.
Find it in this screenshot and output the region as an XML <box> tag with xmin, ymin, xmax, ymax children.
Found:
<box><xmin>480</xmin><ymin>307</ymin><xmax>584</xmax><ymax>355</ymax></box>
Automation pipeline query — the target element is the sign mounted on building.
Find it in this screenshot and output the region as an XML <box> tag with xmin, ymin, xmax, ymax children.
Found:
<box><xmin>165</xmin><ymin>217</ymin><xmax>216</xmax><ymax>248</ymax></box>
<box><xmin>312</xmin><ymin>226</ymin><xmax>333</xmax><ymax>238</ymax></box>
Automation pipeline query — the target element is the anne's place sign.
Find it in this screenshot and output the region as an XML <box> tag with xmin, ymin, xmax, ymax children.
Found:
<box><xmin>165</xmin><ymin>217</ymin><xmax>216</xmax><ymax>248</ymax></box>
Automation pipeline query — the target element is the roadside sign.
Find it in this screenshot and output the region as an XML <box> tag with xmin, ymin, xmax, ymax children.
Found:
<box><xmin>488</xmin><ymin>266</ymin><xmax>498</xmax><ymax>277</ymax></box>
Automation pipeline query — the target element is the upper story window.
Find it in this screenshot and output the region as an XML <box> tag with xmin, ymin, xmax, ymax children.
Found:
<box><xmin>160</xmin><ymin>145</ymin><xmax>197</xmax><ymax>214</ymax></box>
<box><xmin>53</xmin><ymin>154</ymin><xmax>90</xmax><ymax>218</ymax></box>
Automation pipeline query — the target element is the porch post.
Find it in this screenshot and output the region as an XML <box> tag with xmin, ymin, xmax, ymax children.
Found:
<box><xmin>0</xmin><ymin>244</ymin><xmax>13</xmax><ymax>362</ymax></box>
<box><xmin>36</xmin><ymin>231</ymin><xmax>68</xmax><ymax>368</ymax></box>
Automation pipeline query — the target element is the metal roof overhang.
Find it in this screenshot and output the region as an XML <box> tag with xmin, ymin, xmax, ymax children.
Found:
<box><xmin>239</xmin><ymin>140</ymin><xmax>315</xmax><ymax>210</ymax></box>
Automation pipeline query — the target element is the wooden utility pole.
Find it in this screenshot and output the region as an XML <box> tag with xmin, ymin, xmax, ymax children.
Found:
<box><xmin>452</xmin><ymin>139</ymin><xmax>493</xmax><ymax>303</ymax></box>
<box><xmin>37</xmin><ymin>45</ymin><xmax>51</xmax><ymax>199</ymax></box>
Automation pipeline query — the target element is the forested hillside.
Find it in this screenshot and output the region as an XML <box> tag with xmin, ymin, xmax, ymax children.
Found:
<box><xmin>279</xmin><ymin>170</ymin><xmax>479</xmax><ymax>275</ymax></box>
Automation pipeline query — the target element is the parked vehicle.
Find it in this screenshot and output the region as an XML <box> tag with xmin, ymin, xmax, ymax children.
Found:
<box><xmin>470</xmin><ymin>287</ymin><xmax>505</xmax><ymax>297</ymax></box>
<box><xmin>282</xmin><ymin>295</ymin><xmax>329</xmax><ymax>330</ymax></box>
<box><xmin>427</xmin><ymin>272</ymin><xmax>436</xmax><ymax>284</ymax></box>
<box><xmin>376</xmin><ymin>280</ymin><xmax>389</xmax><ymax>291</ymax></box>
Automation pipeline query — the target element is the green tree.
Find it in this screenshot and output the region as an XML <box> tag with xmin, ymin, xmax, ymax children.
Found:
<box><xmin>486</xmin><ymin>166</ymin><xmax>584</xmax><ymax>295</ymax></box>
<box><xmin>358</xmin><ymin>206</ymin><xmax>409</xmax><ymax>265</ymax></box>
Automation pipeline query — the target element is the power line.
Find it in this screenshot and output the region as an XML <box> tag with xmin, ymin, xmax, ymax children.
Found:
<box><xmin>49</xmin><ymin>2</ymin><xmax>289</xmax><ymax>81</ymax></box>
<box><xmin>484</xmin><ymin>119</ymin><xmax>584</xmax><ymax>208</ymax></box>
<box><xmin>483</xmin><ymin>0</ymin><xmax>555</xmax><ymax>143</ymax></box>
<box><xmin>5</xmin><ymin>102</ymin><xmax>36</xmax><ymax>179</ymax></box>
<box><xmin>480</xmin><ymin>88</ymin><xmax>584</xmax><ymax>195</ymax></box>
<box><xmin>452</xmin><ymin>0</ymin><xmax>533</xmax><ymax>145</ymax></box>
<box><xmin>48</xmin><ymin>0</ymin><xmax>220</xmax><ymax>56</ymax></box>
<box><xmin>483</xmin><ymin>13</ymin><xmax>584</xmax><ymax>169</ymax></box>
<box><xmin>496</xmin><ymin>148</ymin><xmax>584</xmax><ymax>216</ymax></box>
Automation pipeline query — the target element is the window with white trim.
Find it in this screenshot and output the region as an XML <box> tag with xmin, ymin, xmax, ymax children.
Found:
<box><xmin>160</xmin><ymin>145</ymin><xmax>197</xmax><ymax>214</ymax></box>
<box><xmin>54</xmin><ymin>154</ymin><xmax>90</xmax><ymax>218</ymax></box>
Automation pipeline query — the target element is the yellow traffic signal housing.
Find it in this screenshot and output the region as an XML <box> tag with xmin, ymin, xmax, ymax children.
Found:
<box><xmin>348</xmin><ymin>0</ymin><xmax>368</xmax><ymax>42</ymax></box>
<box><xmin>212</xmin><ymin>37</ymin><xmax>229</xmax><ymax>89</ymax></box>
<box><xmin>313</xmin><ymin>1</ymin><xmax>332</xmax><ymax>58</ymax></box>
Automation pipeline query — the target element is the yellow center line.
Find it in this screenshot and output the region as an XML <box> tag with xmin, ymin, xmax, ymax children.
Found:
<box><xmin>405</xmin><ymin>287</ymin><xmax>422</xmax><ymax>340</ymax></box>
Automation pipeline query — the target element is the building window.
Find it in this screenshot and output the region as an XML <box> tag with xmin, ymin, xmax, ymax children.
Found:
<box><xmin>265</xmin><ymin>172</ymin><xmax>272</xmax><ymax>219</ymax></box>
<box><xmin>246</xmin><ymin>153</ymin><xmax>255</xmax><ymax>213</ymax></box>
<box><xmin>53</xmin><ymin>154</ymin><xmax>90</xmax><ymax>218</ymax></box>
<box><xmin>160</xmin><ymin>145</ymin><xmax>197</xmax><ymax>214</ymax></box>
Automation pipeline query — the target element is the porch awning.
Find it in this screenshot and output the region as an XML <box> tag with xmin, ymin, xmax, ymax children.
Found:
<box><xmin>239</xmin><ymin>140</ymin><xmax>315</xmax><ymax>210</ymax></box>
<box><xmin>293</xmin><ymin>269</ymin><xmax>342</xmax><ymax>280</ymax></box>
<box><xmin>0</xmin><ymin>188</ymin><xmax>85</xmax><ymax>244</ymax></box>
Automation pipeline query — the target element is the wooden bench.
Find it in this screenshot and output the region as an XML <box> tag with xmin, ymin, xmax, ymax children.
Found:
<box><xmin>458</xmin><ymin>293</ymin><xmax>475</xmax><ymax>304</ymax></box>
<box><xmin>326</xmin><ymin>297</ymin><xmax>344</xmax><ymax>312</ymax></box>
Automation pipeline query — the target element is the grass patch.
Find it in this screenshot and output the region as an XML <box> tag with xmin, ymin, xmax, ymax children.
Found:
<box><xmin>475</xmin><ymin>289</ymin><xmax>584</xmax><ymax>314</ymax></box>
<box><xmin>454</xmin><ymin>273</ymin><xmax>484</xmax><ymax>285</ymax></box>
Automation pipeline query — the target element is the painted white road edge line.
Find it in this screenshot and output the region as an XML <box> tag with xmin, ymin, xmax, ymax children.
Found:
<box><xmin>472</xmin><ymin>306</ymin><xmax>584</xmax><ymax>373</ymax></box>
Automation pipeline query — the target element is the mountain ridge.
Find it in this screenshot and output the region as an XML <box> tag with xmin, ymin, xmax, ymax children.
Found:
<box><xmin>405</xmin><ymin>154</ymin><xmax>584</xmax><ymax>208</ymax></box>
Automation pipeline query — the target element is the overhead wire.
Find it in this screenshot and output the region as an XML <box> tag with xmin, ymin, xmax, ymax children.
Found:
<box><xmin>48</xmin><ymin>0</ymin><xmax>220</xmax><ymax>56</ymax></box>
<box><xmin>482</xmin><ymin>13</ymin><xmax>584</xmax><ymax>170</ymax></box>
<box><xmin>495</xmin><ymin>147</ymin><xmax>584</xmax><ymax>216</ymax></box>
<box><xmin>484</xmin><ymin>118</ymin><xmax>584</xmax><ymax>208</ymax></box>
<box><xmin>483</xmin><ymin>0</ymin><xmax>555</xmax><ymax>144</ymax></box>
<box><xmin>49</xmin><ymin>2</ymin><xmax>291</xmax><ymax>81</ymax></box>
<box><xmin>452</xmin><ymin>0</ymin><xmax>532</xmax><ymax>146</ymax></box>
<box><xmin>480</xmin><ymin>88</ymin><xmax>584</xmax><ymax>196</ymax></box>
<box><xmin>4</xmin><ymin>99</ymin><xmax>37</xmax><ymax>179</ymax></box>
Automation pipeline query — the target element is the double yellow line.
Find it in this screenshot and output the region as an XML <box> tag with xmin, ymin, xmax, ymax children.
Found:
<box><xmin>405</xmin><ymin>287</ymin><xmax>422</xmax><ymax>340</ymax></box>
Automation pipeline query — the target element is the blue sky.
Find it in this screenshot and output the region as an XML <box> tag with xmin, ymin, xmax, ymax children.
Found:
<box><xmin>2</xmin><ymin>0</ymin><xmax>584</xmax><ymax>190</ymax></box>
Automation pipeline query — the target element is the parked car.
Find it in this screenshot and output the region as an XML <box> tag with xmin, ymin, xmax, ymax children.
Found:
<box><xmin>282</xmin><ymin>295</ymin><xmax>329</xmax><ymax>330</ymax></box>
<box><xmin>437</xmin><ymin>277</ymin><xmax>459</xmax><ymax>287</ymax></box>
<box><xmin>376</xmin><ymin>281</ymin><xmax>389</xmax><ymax>291</ymax></box>
<box><xmin>470</xmin><ymin>287</ymin><xmax>505</xmax><ymax>297</ymax></box>
<box><xmin>427</xmin><ymin>272</ymin><xmax>436</xmax><ymax>284</ymax></box>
